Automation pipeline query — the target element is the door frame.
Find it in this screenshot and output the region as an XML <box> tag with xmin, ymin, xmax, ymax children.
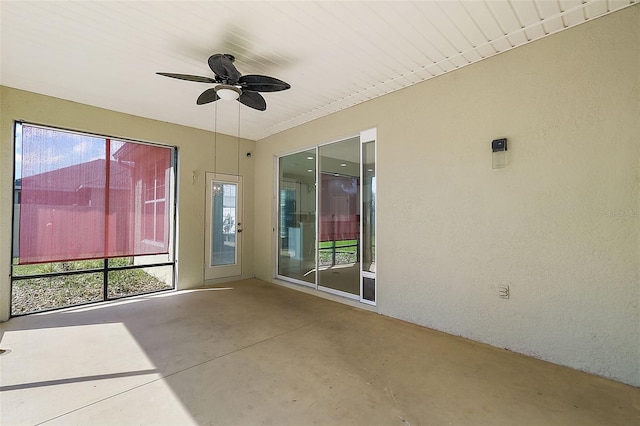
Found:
<box><xmin>204</xmin><ymin>172</ymin><xmax>243</xmax><ymax>280</ymax></box>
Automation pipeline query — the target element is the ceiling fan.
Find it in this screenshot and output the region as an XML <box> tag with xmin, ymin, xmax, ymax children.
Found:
<box><xmin>157</xmin><ymin>53</ymin><xmax>290</xmax><ymax>111</ymax></box>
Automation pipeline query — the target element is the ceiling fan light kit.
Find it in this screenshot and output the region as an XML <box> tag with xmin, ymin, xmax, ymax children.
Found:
<box><xmin>215</xmin><ymin>85</ymin><xmax>241</xmax><ymax>101</ymax></box>
<box><xmin>157</xmin><ymin>53</ymin><xmax>290</xmax><ymax>111</ymax></box>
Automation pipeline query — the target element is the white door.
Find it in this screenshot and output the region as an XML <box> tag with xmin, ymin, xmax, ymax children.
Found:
<box><xmin>205</xmin><ymin>173</ymin><xmax>243</xmax><ymax>280</ymax></box>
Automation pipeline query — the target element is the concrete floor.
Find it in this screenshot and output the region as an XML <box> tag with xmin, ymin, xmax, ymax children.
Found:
<box><xmin>1</xmin><ymin>279</ymin><xmax>638</xmax><ymax>425</ymax></box>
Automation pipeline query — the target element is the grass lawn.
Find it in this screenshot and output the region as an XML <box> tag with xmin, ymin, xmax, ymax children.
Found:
<box><xmin>318</xmin><ymin>239</ymin><xmax>358</xmax><ymax>266</ymax></box>
<box><xmin>11</xmin><ymin>258</ymin><xmax>172</xmax><ymax>315</ymax></box>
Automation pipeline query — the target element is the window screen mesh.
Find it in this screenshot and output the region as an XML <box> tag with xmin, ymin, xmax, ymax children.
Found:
<box><xmin>18</xmin><ymin>125</ymin><xmax>171</xmax><ymax>264</ymax></box>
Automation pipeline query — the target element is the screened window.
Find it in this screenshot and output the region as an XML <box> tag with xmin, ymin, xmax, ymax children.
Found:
<box><xmin>12</xmin><ymin>123</ymin><xmax>176</xmax><ymax>316</ymax></box>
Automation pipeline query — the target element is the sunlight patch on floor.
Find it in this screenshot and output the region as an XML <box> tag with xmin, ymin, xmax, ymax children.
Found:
<box><xmin>0</xmin><ymin>322</ymin><xmax>170</xmax><ymax>425</ymax></box>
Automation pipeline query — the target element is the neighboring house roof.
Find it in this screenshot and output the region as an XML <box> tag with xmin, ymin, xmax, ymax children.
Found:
<box><xmin>112</xmin><ymin>142</ymin><xmax>139</xmax><ymax>161</ymax></box>
<box><xmin>21</xmin><ymin>159</ymin><xmax>133</xmax><ymax>192</ymax></box>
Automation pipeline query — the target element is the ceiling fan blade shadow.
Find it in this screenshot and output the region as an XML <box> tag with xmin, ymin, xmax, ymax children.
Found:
<box><xmin>238</xmin><ymin>91</ymin><xmax>266</xmax><ymax>111</ymax></box>
<box><xmin>197</xmin><ymin>88</ymin><xmax>220</xmax><ymax>105</ymax></box>
<box><xmin>157</xmin><ymin>72</ymin><xmax>216</xmax><ymax>83</ymax></box>
<box><xmin>208</xmin><ymin>54</ymin><xmax>241</xmax><ymax>83</ymax></box>
<box><xmin>239</xmin><ymin>75</ymin><xmax>291</xmax><ymax>92</ymax></box>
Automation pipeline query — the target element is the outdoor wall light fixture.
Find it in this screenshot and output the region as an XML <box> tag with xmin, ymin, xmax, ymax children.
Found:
<box><xmin>492</xmin><ymin>138</ymin><xmax>508</xmax><ymax>169</ymax></box>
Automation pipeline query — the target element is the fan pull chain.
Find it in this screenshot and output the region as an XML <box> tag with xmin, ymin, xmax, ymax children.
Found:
<box><xmin>214</xmin><ymin>101</ymin><xmax>218</xmax><ymax>172</ymax></box>
<box><xmin>237</xmin><ymin>103</ymin><xmax>241</xmax><ymax>176</ymax></box>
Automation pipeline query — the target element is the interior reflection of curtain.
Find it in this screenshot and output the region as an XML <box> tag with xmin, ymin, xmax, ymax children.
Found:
<box><xmin>319</xmin><ymin>173</ymin><xmax>359</xmax><ymax>242</ymax></box>
<box><xmin>18</xmin><ymin>125</ymin><xmax>171</xmax><ymax>264</ymax></box>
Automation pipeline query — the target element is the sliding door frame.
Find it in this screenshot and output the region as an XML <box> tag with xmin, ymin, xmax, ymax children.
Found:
<box><xmin>275</xmin><ymin>128</ymin><xmax>376</xmax><ymax>305</ymax></box>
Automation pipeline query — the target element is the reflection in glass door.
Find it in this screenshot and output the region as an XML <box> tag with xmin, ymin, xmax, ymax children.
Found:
<box><xmin>205</xmin><ymin>173</ymin><xmax>242</xmax><ymax>280</ymax></box>
<box><xmin>318</xmin><ymin>137</ymin><xmax>360</xmax><ymax>297</ymax></box>
<box><xmin>277</xmin><ymin>149</ymin><xmax>317</xmax><ymax>285</ymax></box>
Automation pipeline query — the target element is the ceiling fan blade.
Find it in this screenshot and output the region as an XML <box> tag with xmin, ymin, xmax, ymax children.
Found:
<box><xmin>238</xmin><ymin>91</ymin><xmax>266</xmax><ymax>111</ymax></box>
<box><xmin>208</xmin><ymin>54</ymin><xmax>241</xmax><ymax>83</ymax></box>
<box><xmin>157</xmin><ymin>72</ymin><xmax>216</xmax><ymax>83</ymax></box>
<box><xmin>196</xmin><ymin>88</ymin><xmax>220</xmax><ymax>105</ymax></box>
<box><xmin>239</xmin><ymin>75</ymin><xmax>291</xmax><ymax>92</ymax></box>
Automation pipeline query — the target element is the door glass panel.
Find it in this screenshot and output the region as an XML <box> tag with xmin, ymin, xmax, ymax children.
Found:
<box><xmin>277</xmin><ymin>149</ymin><xmax>316</xmax><ymax>284</ymax></box>
<box><xmin>318</xmin><ymin>137</ymin><xmax>360</xmax><ymax>296</ymax></box>
<box><xmin>211</xmin><ymin>182</ymin><xmax>237</xmax><ymax>266</ymax></box>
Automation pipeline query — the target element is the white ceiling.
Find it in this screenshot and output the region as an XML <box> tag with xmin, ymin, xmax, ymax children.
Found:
<box><xmin>1</xmin><ymin>1</ymin><xmax>636</xmax><ymax>141</ymax></box>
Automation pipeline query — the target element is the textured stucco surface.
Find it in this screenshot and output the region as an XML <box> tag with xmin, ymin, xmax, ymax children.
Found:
<box><xmin>0</xmin><ymin>87</ymin><xmax>256</xmax><ymax>321</ymax></box>
<box><xmin>254</xmin><ymin>6</ymin><xmax>640</xmax><ymax>386</ymax></box>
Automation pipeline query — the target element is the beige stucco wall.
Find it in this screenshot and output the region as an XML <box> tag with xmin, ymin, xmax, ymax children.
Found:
<box><xmin>0</xmin><ymin>87</ymin><xmax>256</xmax><ymax>321</ymax></box>
<box><xmin>254</xmin><ymin>6</ymin><xmax>640</xmax><ymax>386</ymax></box>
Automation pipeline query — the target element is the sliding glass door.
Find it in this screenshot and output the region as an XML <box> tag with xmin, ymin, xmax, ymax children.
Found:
<box><xmin>277</xmin><ymin>130</ymin><xmax>376</xmax><ymax>304</ymax></box>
